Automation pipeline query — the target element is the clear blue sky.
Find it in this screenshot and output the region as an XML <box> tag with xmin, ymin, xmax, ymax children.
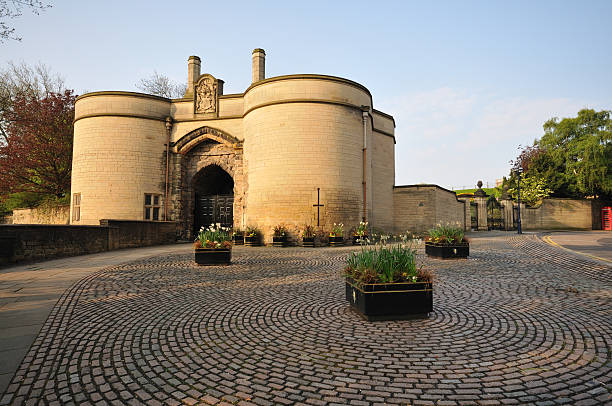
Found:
<box><xmin>2</xmin><ymin>0</ymin><xmax>610</xmax><ymax>189</ymax></box>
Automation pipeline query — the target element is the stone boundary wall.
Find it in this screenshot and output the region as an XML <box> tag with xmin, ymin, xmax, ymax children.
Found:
<box><xmin>0</xmin><ymin>220</ymin><xmax>178</xmax><ymax>265</ymax></box>
<box><xmin>11</xmin><ymin>205</ymin><xmax>70</xmax><ymax>224</ymax></box>
<box><xmin>521</xmin><ymin>198</ymin><xmax>611</xmax><ymax>230</ymax></box>
<box><xmin>393</xmin><ymin>185</ymin><xmax>466</xmax><ymax>234</ymax></box>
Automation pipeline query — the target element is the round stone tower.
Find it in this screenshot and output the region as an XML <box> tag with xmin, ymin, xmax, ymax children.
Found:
<box><xmin>71</xmin><ymin>92</ymin><xmax>171</xmax><ymax>224</ymax></box>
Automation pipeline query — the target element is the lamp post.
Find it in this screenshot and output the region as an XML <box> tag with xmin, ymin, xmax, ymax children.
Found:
<box><xmin>514</xmin><ymin>167</ymin><xmax>523</xmax><ymax>234</ymax></box>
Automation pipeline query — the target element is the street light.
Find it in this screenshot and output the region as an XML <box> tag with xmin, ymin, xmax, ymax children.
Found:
<box><xmin>514</xmin><ymin>167</ymin><xmax>523</xmax><ymax>234</ymax></box>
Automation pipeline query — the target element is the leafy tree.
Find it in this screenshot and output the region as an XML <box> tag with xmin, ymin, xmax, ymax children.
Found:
<box><xmin>506</xmin><ymin>173</ymin><xmax>553</xmax><ymax>207</ymax></box>
<box><xmin>136</xmin><ymin>71</ymin><xmax>186</xmax><ymax>99</ymax></box>
<box><xmin>509</xmin><ymin>109</ymin><xmax>612</xmax><ymax>199</ymax></box>
<box><xmin>0</xmin><ymin>90</ymin><xmax>76</xmax><ymax>197</ymax></box>
<box><xmin>0</xmin><ymin>0</ymin><xmax>51</xmax><ymax>42</ymax></box>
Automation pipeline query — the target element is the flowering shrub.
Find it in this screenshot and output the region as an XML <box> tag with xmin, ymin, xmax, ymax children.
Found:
<box><xmin>425</xmin><ymin>223</ymin><xmax>466</xmax><ymax>245</ymax></box>
<box><xmin>273</xmin><ymin>224</ymin><xmax>287</xmax><ymax>237</ymax></box>
<box><xmin>302</xmin><ymin>224</ymin><xmax>315</xmax><ymax>238</ymax></box>
<box><xmin>195</xmin><ymin>223</ymin><xmax>232</xmax><ymax>249</ymax></box>
<box><xmin>344</xmin><ymin>237</ymin><xmax>432</xmax><ymax>286</ymax></box>
<box><xmin>329</xmin><ymin>223</ymin><xmax>344</xmax><ymax>237</ymax></box>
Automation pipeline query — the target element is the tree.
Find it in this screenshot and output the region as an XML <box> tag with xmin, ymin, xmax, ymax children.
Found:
<box><xmin>0</xmin><ymin>61</ymin><xmax>64</xmax><ymax>142</ymax></box>
<box><xmin>506</xmin><ymin>173</ymin><xmax>553</xmax><ymax>207</ymax></box>
<box><xmin>136</xmin><ymin>71</ymin><xmax>186</xmax><ymax>99</ymax></box>
<box><xmin>1</xmin><ymin>0</ymin><xmax>51</xmax><ymax>43</ymax></box>
<box><xmin>508</xmin><ymin>109</ymin><xmax>612</xmax><ymax>200</ymax></box>
<box><xmin>0</xmin><ymin>90</ymin><xmax>75</xmax><ymax>197</ymax></box>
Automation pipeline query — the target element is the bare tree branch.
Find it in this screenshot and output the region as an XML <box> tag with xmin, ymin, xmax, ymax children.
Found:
<box><xmin>0</xmin><ymin>0</ymin><xmax>52</xmax><ymax>42</ymax></box>
<box><xmin>136</xmin><ymin>71</ymin><xmax>186</xmax><ymax>99</ymax></box>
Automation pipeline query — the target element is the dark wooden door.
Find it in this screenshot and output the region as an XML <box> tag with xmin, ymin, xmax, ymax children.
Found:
<box><xmin>195</xmin><ymin>194</ymin><xmax>233</xmax><ymax>233</ymax></box>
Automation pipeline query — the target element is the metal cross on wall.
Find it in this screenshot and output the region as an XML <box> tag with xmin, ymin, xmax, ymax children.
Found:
<box><xmin>313</xmin><ymin>188</ymin><xmax>324</xmax><ymax>226</ymax></box>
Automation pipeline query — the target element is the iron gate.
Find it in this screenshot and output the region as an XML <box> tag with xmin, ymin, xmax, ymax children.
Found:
<box><xmin>487</xmin><ymin>196</ymin><xmax>504</xmax><ymax>230</ymax></box>
<box><xmin>470</xmin><ymin>202</ymin><xmax>478</xmax><ymax>230</ymax></box>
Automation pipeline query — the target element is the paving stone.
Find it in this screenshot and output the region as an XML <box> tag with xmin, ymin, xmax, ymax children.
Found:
<box><xmin>0</xmin><ymin>235</ymin><xmax>610</xmax><ymax>405</ymax></box>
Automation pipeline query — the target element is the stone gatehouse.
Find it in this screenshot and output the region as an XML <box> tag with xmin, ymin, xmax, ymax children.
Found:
<box><xmin>70</xmin><ymin>49</ymin><xmax>466</xmax><ymax>242</ymax></box>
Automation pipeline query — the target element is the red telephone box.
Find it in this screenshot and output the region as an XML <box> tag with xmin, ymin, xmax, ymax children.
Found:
<box><xmin>603</xmin><ymin>207</ymin><xmax>612</xmax><ymax>231</ymax></box>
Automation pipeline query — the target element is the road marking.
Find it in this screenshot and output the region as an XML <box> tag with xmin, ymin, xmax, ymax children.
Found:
<box><xmin>541</xmin><ymin>236</ymin><xmax>612</xmax><ymax>264</ymax></box>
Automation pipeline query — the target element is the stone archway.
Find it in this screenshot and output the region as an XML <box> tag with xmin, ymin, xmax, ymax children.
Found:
<box><xmin>173</xmin><ymin>130</ymin><xmax>245</xmax><ymax>240</ymax></box>
<box><xmin>192</xmin><ymin>165</ymin><xmax>234</xmax><ymax>235</ymax></box>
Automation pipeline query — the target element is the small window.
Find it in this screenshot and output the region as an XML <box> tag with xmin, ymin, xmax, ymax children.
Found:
<box><xmin>144</xmin><ymin>193</ymin><xmax>162</xmax><ymax>221</ymax></box>
<box><xmin>72</xmin><ymin>193</ymin><xmax>81</xmax><ymax>222</ymax></box>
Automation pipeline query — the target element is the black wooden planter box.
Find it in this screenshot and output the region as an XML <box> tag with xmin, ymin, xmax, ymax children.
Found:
<box><xmin>346</xmin><ymin>278</ymin><xmax>433</xmax><ymax>321</ymax></box>
<box><xmin>329</xmin><ymin>236</ymin><xmax>344</xmax><ymax>246</ymax></box>
<box><xmin>232</xmin><ymin>235</ymin><xmax>244</xmax><ymax>245</ymax></box>
<box><xmin>352</xmin><ymin>235</ymin><xmax>368</xmax><ymax>245</ymax></box>
<box><xmin>425</xmin><ymin>242</ymin><xmax>469</xmax><ymax>259</ymax></box>
<box><xmin>272</xmin><ymin>236</ymin><xmax>287</xmax><ymax>247</ymax></box>
<box><xmin>302</xmin><ymin>237</ymin><xmax>315</xmax><ymax>247</ymax></box>
<box><xmin>244</xmin><ymin>235</ymin><xmax>259</xmax><ymax>247</ymax></box>
<box><xmin>194</xmin><ymin>248</ymin><xmax>231</xmax><ymax>265</ymax></box>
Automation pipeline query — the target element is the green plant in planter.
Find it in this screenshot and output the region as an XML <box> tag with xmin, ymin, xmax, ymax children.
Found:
<box><xmin>354</xmin><ymin>221</ymin><xmax>368</xmax><ymax>236</ymax></box>
<box><xmin>194</xmin><ymin>223</ymin><xmax>232</xmax><ymax>249</ymax></box>
<box><xmin>425</xmin><ymin>223</ymin><xmax>466</xmax><ymax>245</ymax></box>
<box><xmin>344</xmin><ymin>240</ymin><xmax>432</xmax><ymax>287</ymax></box>
<box><xmin>273</xmin><ymin>224</ymin><xmax>287</xmax><ymax>237</ymax></box>
<box><xmin>302</xmin><ymin>224</ymin><xmax>315</xmax><ymax>238</ymax></box>
<box><xmin>329</xmin><ymin>222</ymin><xmax>344</xmax><ymax>237</ymax></box>
<box><xmin>232</xmin><ymin>228</ymin><xmax>243</xmax><ymax>237</ymax></box>
<box><xmin>245</xmin><ymin>226</ymin><xmax>259</xmax><ymax>238</ymax></box>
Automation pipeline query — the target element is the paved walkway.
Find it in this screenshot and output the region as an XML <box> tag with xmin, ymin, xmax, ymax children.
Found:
<box><xmin>1</xmin><ymin>233</ymin><xmax>611</xmax><ymax>405</ymax></box>
<box><xmin>541</xmin><ymin>231</ymin><xmax>612</xmax><ymax>264</ymax></box>
<box><xmin>0</xmin><ymin>243</ymin><xmax>193</xmax><ymax>396</ymax></box>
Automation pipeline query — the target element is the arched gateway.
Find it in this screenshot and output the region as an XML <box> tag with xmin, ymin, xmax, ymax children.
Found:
<box><xmin>173</xmin><ymin>127</ymin><xmax>245</xmax><ymax>240</ymax></box>
<box><xmin>192</xmin><ymin>165</ymin><xmax>234</xmax><ymax>234</ymax></box>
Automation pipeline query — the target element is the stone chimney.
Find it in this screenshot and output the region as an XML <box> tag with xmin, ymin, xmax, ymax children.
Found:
<box><xmin>252</xmin><ymin>48</ymin><xmax>265</xmax><ymax>83</ymax></box>
<box><xmin>185</xmin><ymin>55</ymin><xmax>201</xmax><ymax>98</ymax></box>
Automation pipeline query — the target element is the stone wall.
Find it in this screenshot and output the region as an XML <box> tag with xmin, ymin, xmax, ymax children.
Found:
<box><xmin>393</xmin><ymin>185</ymin><xmax>466</xmax><ymax>234</ymax></box>
<box><xmin>0</xmin><ymin>225</ymin><xmax>108</xmax><ymax>264</ymax></box>
<box><xmin>0</xmin><ymin>220</ymin><xmax>177</xmax><ymax>265</ymax></box>
<box><xmin>521</xmin><ymin>198</ymin><xmax>604</xmax><ymax>230</ymax></box>
<box><xmin>11</xmin><ymin>205</ymin><xmax>70</xmax><ymax>224</ymax></box>
<box><xmin>100</xmin><ymin>220</ymin><xmax>178</xmax><ymax>250</ymax></box>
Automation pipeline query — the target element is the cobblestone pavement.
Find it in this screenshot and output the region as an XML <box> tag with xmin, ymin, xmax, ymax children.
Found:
<box><xmin>1</xmin><ymin>233</ymin><xmax>610</xmax><ymax>405</ymax></box>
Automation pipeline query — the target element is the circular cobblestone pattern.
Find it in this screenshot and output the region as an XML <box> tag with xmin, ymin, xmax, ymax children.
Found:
<box><xmin>2</xmin><ymin>234</ymin><xmax>610</xmax><ymax>405</ymax></box>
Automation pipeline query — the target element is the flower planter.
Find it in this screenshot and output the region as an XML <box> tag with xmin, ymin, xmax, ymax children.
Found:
<box><xmin>352</xmin><ymin>235</ymin><xmax>368</xmax><ymax>245</ymax></box>
<box><xmin>194</xmin><ymin>248</ymin><xmax>232</xmax><ymax>265</ymax></box>
<box><xmin>425</xmin><ymin>242</ymin><xmax>469</xmax><ymax>259</ymax></box>
<box><xmin>272</xmin><ymin>236</ymin><xmax>287</xmax><ymax>247</ymax></box>
<box><xmin>329</xmin><ymin>236</ymin><xmax>344</xmax><ymax>246</ymax></box>
<box><xmin>244</xmin><ymin>235</ymin><xmax>259</xmax><ymax>247</ymax></box>
<box><xmin>346</xmin><ymin>277</ymin><xmax>433</xmax><ymax>321</ymax></box>
<box><xmin>302</xmin><ymin>237</ymin><xmax>315</xmax><ymax>247</ymax></box>
<box><xmin>232</xmin><ymin>235</ymin><xmax>244</xmax><ymax>245</ymax></box>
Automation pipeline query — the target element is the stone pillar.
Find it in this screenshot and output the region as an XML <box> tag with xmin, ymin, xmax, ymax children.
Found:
<box><xmin>185</xmin><ymin>55</ymin><xmax>201</xmax><ymax>98</ymax></box>
<box><xmin>252</xmin><ymin>48</ymin><xmax>266</xmax><ymax>83</ymax></box>
<box><xmin>474</xmin><ymin>181</ymin><xmax>488</xmax><ymax>231</ymax></box>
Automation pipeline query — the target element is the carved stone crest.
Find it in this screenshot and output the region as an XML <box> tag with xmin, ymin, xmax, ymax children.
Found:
<box><xmin>195</xmin><ymin>74</ymin><xmax>218</xmax><ymax>115</ymax></box>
